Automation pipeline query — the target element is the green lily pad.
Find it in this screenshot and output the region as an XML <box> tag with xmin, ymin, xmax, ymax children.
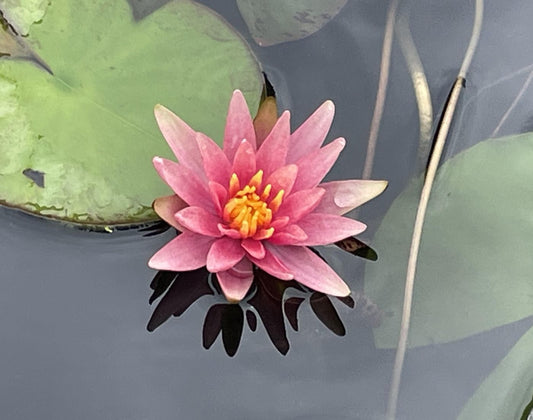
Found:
<box><xmin>236</xmin><ymin>0</ymin><xmax>347</xmax><ymax>46</ymax></box>
<box><xmin>365</xmin><ymin>133</ymin><xmax>533</xmax><ymax>348</ymax></box>
<box><xmin>0</xmin><ymin>0</ymin><xmax>262</xmax><ymax>226</ymax></box>
<box><xmin>0</xmin><ymin>0</ymin><xmax>49</xmax><ymax>35</ymax></box>
<box><xmin>458</xmin><ymin>322</ymin><xmax>533</xmax><ymax>420</ymax></box>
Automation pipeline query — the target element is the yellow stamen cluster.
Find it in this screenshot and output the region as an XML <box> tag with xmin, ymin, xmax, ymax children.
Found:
<box><xmin>223</xmin><ymin>170</ymin><xmax>284</xmax><ymax>239</ymax></box>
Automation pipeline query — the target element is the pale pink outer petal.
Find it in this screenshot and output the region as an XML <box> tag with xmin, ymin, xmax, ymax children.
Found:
<box><xmin>153</xmin><ymin>195</ymin><xmax>188</xmax><ymax>231</ymax></box>
<box><xmin>154</xmin><ymin>105</ymin><xmax>205</xmax><ymax>178</ymax></box>
<box><xmin>248</xmin><ymin>247</ymin><xmax>293</xmax><ymax>280</ymax></box>
<box><xmin>268</xmin><ymin>224</ymin><xmax>308</xmax><ymax>245</ymax></box>
<box><xmin>292</xmin><ymin>137</ymin><xmax>345</xmax><ymax>192</ymax></box>
<box><xmin>153</xmin><ymin>157</ymin><xmax>213</xmax><ymax>211</ymax></box>
<box><xmin>267</xmin><ymin>244</ymin><xmax>350</xmax><ymax>296</ymax></box>
<box><xmin>216</xmin><ymin>258</ymin><xmax>254</xmax><ymax>302</ymax></box>
<box><xmin>276</xmin><ymin>188</ymin><xmax>325</xmax><ymax>223</ymax></box>
<box><xmin>241</xmin><ymin>238</ymin><xmax>266</xmax><ymax>259</ymax></box>
<box><xmin>223</xmin><ymin>90</ymin><xmax>257</xmax><ymax>161</ymax></box>
<box><xmin>196</xmin><ymin>132</ymin><xmax>232</xmax><ymax>186</ymax></box>
<box><xmin>232</xmin><ymin>140</ymin><xmax>257</xmax><ymax>184</ymax></box>
<box><xmin>175</xmin><ymin>206</ymin><xmax>222</xmax><ymax>237</ymax></box>
<box><xmin>148</xmin><ymin>231</ymin><xmax>214</xmax><ymax>271</ymax></box>
<box><xmin>295</xmin><ymin>213</ymin><xmax>367</xmax><ymax>246</ymax></box>
<box><xmin>264</xmin><ymin>164</ymin><xmax>298</xmax><ymax>197</ymax></box>
<box><xmin>287</xmin><ymin>100</ymin><xmax>335</xmax><ymax>163</ymax></box>
<box><xmin>255</xmin><ymin>111</ymin><xmax>290</xmax><ymax>177</ymax></box>
<box><xmin>206</xmin><ymin>237</ymin><xmax>246</xmax><ymax>272</ymax></box>
<box><xmin>313</xmin><ymin>180</ymin><xmax>388</xmax><ymax>215</ymax></box>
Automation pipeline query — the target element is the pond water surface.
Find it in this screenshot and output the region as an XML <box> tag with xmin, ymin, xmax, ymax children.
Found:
<box><xmin>1</xmin><ymin>0</ymin><xmax>533</xmax><ymax>419</ymax></box>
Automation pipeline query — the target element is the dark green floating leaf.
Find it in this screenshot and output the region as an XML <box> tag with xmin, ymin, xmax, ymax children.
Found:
<box><xmin>365</xmin><ymin>133</ymin><xmax>533</xmax><ymax>348</ymax></box>
<box><xmin>236</xmin><ymin>0</ymin><xmax>348</xmax><ymax>46</ymax></box>
<box><xmin>0</xmin><ymin>0</ymin><xmax>262</xmax><ymax>226</ymax></box>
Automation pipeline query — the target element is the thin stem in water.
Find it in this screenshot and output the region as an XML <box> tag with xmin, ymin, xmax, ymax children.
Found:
<box><xmin>362</xmin><ymin>0</ymin><xmax>400</xmax><ymax>180</ymax></box>
<box><xmin>385</xmin><ymin>1</ymin><xmax>484</xmax><ymax>419</ymax></box>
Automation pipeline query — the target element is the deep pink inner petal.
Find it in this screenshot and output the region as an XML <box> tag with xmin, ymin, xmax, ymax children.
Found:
<box><xmin>148</xmin><ymin>231</ymin><xmax>214</xmax><ymax>271</ymax></box>
<box><xmin>291</xmin><ymin>137</ymin><xmax>345</xmax><ymax>192</ymax></box>
<box><xmin>268</xmin><ymin>224</ymin><xmax>308</xmax><ymax>245</ymax></box>
<box><xmin>154</xmin><ymin>105</ymin><xmax>205</xmax><ymax>179</ymax></box>
<box><xmin>217</xmin><ymin>224</ymin><xmax>243</xmax><ymax>239</ymax></box>
<box><xmin>152</xmin><ymin>195</ymin><xmax>188</xmax><ymax>231</ymax></box>
<box><xmin>206</xmin><ymin>237</ymin><xmax>246</xmax><ymax>272</ymax></box>
<box><xmin>223</xmin><ymin>90</ymin><xmax>257</xmax><ymax>161</ymax></box>
<box><xmin>241</xmin><ymin>238</ymin><xmax>266</xmax><ymax>259</ymax></box>
<box><xmin>295</xmin><ymin>213</ymin><xmax>367</xmax><ymax>246</ymax></box>
<box><xmin>196</xmin><ymin>132</ymin><xmax>232</xmax><ymax>186</ymax></box>
<box><xmin>287</xmin><ymin>100</ymin><xmax>335</xmax><ymax>163</ymax></box>
<box><xmin>153</xmin><ymin>157</ymin><xmax>213</xmax><ymax>211</ymax></box>
<box><xmin>264</xmin><ymin>164</ymin><xmax>298</xmax><ymax>197</ymax></box>
<box><xmin>232</xmin><ymin>140</ymin><xmax>257</xmax><ymax>184</ymax></box>
<box><xmin>267</xmin><ymin>244</ymin><xmax>350</xmax><ymax>296</ymax></box>
<box><xmin>276</xmin><ymin>188</ymin><xmax>325</xmax><ymax>223</ymax></box>
<box><xmin>208</xmin><ymin>181</ymin><xmax>228</xmax><ymax>216</ymax></box>
<box><xmin>175</xmin><ymin>206</ymin><xmax>222</xmax><ymax>237</ymax></box>
<box><xmin>255</xmin><ymin>111</ymin><xmax>290</xmax><ymax>177</ymax></box>
<box><xmin>248</xmin><ymin>246</ymin><xmax>293</xmax><ymax>280</ymax></box>
<box><xmin>216</xmin><ymin>258</ymin><xmax>254</xmax><ymax>302</ymax></box>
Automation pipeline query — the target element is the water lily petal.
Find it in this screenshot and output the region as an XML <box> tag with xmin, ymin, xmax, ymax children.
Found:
<box><xmin>208</xmin><ymin>181</ymin><xmax>228</xmax><ymax>216</ymax></box>
<box><xmin>292</xmin><ymin>137</ymin><xmax>345</xmax><ymax>192</ymax></box>
<box><xmin>154</xmin><ymin>105</ymin><xmax>205</xmax><ymax>178</ymax></box>
<box><xmin>255</xmin><ymin>110</ymin><xmax>290</xmax><ymax>177</ymax></box>
<box><xmin>276</xmin><ymin>187</ymin><xmax>325</xmax><ymax>223</ymax></box>
<box><xmin>267</xmin><ymin>244</ymin><xmax>350</xmax><ymax>296</ymax></box>
<box><xmin>287</xmin><ymin>100</ymin><xmax>335</xmax><ymax>163</ymax></box>
<box><xmin>295</xmin><ymin>213</ymin><xmax>367</xmax><ymax>246</ymax></box>
<box><xmin>196</xmin><ymin>132</ymin><xmax>232</xmax><ymax>186</ymax></box>
<box><xmin>152</xmin><ymin>194</ymin><xmax>188</xmax><ymax>231</ymax></box>
<box><xmin>314</xmin><ymin>180</ymin><xmax>388</xmax><ymax>215</ymax></box>
<box><xmin>270</xmin><ymin>216</ymin><xmax>290</xmax><ymax>231</ymax></box>
<box><xmin>264</xmin><ymin>164</ymin><xmax>298</xmax><ymax>197</ymax></box>
<box><xmin>216</xmin><ymin>258</ymin><xmax>254</xmax><ymax>302</ymax></box>
<box><xmin>232</xmin><ymin>140</ymin><xmax>257</xmax><ymax>184</ymax></box>
<box><xmin>207</xmin><ymin>237</ymin><xmax>246</xmax><ymax>272</ymax></box>
<box><xmin>175</xmin><ymin>206</ymin><xmax>222</xmax><ymax>237</ymax></box>
<box><xmin>248</xmin><ymin>247</ymin><xmax>293</xmax><ymax>280</ymax></box>
<box><xmin>241</xmin><ymin>238</ymin><xmax>266</xmax><ymax>259</ymax></box>
<box><xmin>217</xmin><ymin>224</ymin><xmax>243</xmax><ymax>239</ymax></box>
<box><xmin>148</xmin><ymin>231</ymin><xmax>214</xmax><ymax>271</ymax></box>
<box><xmin>153</xmin><ymin>157</ymin><xmax>214</xmax><ymax>211</ymax></box>
<box><xmin>269</xmin><ymin>224</ymin><xmax>308</xmax><ymax>245</ymax></box>
<box><xmin>224</xmin><ymin>90</ymin><xmax>257</xmax><ymax>161</ymax></box>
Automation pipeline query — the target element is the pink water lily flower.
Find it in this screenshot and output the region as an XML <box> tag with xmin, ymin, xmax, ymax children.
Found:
<box><xmin>149</xmin><ymin>90</ymin><xmax>387</xmax><ymax>302</ymax></box>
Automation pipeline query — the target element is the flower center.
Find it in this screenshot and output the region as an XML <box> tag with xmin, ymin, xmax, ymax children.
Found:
<box><xmin>223</xmin><ymin>170</ymin><xmax>284</xmax><ymax>239</ymax></box>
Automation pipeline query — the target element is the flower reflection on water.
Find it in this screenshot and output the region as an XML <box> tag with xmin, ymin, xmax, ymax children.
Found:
<box><xmin>147</xmin><ymin>252</ymin><xmax>383</xmax><ymax>356</ymax></box>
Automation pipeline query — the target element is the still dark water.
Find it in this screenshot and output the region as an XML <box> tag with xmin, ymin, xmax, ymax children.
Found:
<box><xmin>2</xmin><ymin>0</ymin><xmax>533</xmax><ymax>418</ymax></box>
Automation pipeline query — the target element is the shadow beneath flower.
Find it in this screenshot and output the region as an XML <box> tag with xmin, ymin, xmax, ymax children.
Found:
<box><xmin>147</xmin><ymin>265</ymin><xmax>383</xmax><ymax>357</ymax></box>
